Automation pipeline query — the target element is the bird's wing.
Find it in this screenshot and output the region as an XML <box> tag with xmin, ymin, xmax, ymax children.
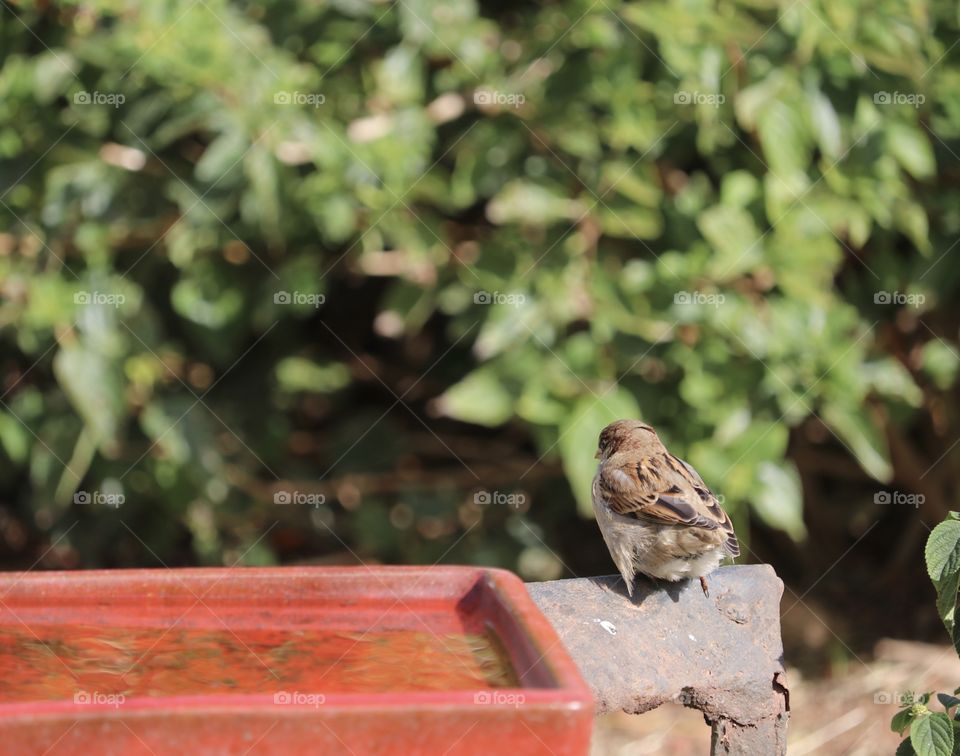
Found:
<box><xmin>598</xmin><ymin>452</ymin><xmax>740</xmax><ymax>557</ymax></box>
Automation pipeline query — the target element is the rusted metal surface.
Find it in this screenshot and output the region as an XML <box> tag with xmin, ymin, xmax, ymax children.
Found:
<box><xmin>527</xmin><ymin>565</ymin><xmax>788</xmax><ymax>755</ymax></box>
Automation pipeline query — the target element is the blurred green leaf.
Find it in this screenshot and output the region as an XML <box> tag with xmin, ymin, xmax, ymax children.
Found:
<box><xmin>0</xmin><ymin>414</ymin><xmax>30</xmax><ymax>464</ymax></box>
<box><xmin>822</xmin><ymin>403</ymin><xmax>893</xmax><ymax>482</ymax></box>
<box><xmin>53</xmin><ymin>346</ymin><xmax>123</xmax><ymax>450</ymax></box>
<box><xmin>887</xmin><ymin>122</ymin><xmax>935</xmax><ymax>180</ymax></box>
<box><xmin>922</xmin><ymin>341</ymin><xmax>960</xmax><ymax>391</ymax></box>
<box><xmin>752</xmin><ymin>461</ymin><xmax>807</xmax><ymax>541</ymax></box>
<box><xmin>439</xmin><ymin>367</ymin><xmax>514</xmax><ymax>427</ymax></box>
<box><xmin>276</xmin><ymin>358</ymin><xmax>350</xmax><ymax>394</ymax></box>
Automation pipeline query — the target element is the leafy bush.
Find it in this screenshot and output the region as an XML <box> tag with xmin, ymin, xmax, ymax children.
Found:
<box><xmin>890</xmin><ymin>513</ymin><xmax>960</xmax><ymax>755</ymax></box>
<box><xmin>0</xmin><ymin>1</ymin><xmax>958</xmax><ymax>570</ymax></box>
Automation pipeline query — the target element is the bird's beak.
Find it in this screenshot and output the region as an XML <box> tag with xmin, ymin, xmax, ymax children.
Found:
<box><xmin>594</xmin><ymin>449</ymin><xmax>601</xmax><ymax>460</ymax></box>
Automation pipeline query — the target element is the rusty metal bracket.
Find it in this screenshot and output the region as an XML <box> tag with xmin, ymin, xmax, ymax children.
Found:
<box><xmin>527</xmin><ymin>565</ymin><xmax>788</xmax><ymax>755</ymax></box>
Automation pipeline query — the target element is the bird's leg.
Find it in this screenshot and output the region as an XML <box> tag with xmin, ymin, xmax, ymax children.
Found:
<box><xmin>699</xmin><ymin>576</ymin><xmax>710</xmax><ymax>597</ymax></box>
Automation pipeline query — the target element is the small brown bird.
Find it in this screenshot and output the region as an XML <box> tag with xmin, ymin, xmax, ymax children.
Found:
<box><xmin>591</xmin><ymin>419</ymin><xmax>739</xmax><ymax>597</ymax></box>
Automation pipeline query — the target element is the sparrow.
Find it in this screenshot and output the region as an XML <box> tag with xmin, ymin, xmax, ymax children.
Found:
<box><xmin>591</xmin><ymin>419</ymin><xmax>739</xmax><ymax>598</ymax></box>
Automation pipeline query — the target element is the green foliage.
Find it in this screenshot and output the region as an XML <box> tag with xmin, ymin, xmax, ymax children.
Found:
<box><xmin>909</xmin><ymin>712</ymin><xmax>955</xmax><ymax>756</ymax></box>
<box><xmin>0</xmin><ymin>0</ymin><xmax>958</xmax><ymax>570</ymax></box>
<box><xmin>926</xmin><ymin>513</ymin><xmax>960</xmax><ymax>648</ymax></box>
<box><xmin>894</xmin><ymin>516</ymin><xmax>960</xmax><ymax>755</ymax></box>
<box><xmin>893</xmin><ymin>697</ymin><xmax>960</xmax><ymax>756</ymax></box>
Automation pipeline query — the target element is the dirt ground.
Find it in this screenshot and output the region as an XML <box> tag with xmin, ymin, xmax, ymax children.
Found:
<box><xmin>591</xmin><ymin>638</ymin><xmax>960</xmax><ymax>755</ymax></box>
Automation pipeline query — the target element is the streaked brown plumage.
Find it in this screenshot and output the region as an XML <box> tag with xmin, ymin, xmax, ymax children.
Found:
<box><xmin>591</xmin><ymin>419</ymin><xmax>739</xmax><ymax>597</ymax></box>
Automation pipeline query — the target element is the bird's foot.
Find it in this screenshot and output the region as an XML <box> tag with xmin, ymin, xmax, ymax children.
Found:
<box><xmin>699</xmin><ymin>576</ymin><xmax>710</xmax><ymax>598</ymax></box>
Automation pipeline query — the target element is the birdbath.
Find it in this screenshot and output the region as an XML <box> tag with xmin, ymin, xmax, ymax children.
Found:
<box><xmin>0</xmin><ymin>566</ymin><xmax>593</xmax><ymax>755</ymax></box>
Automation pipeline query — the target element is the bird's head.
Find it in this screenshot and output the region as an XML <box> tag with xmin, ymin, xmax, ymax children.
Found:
<box><xmin>595</xmin><ymin>419</ymin><xmax>658</xmax><ymax>460</ymax></box>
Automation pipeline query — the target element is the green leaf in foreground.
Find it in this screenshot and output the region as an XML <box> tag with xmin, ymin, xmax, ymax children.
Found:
<box><xmin>927</xmin><ymin>517</ymin><xmax>960</xmax><ymax>582</ymax></box>
<box><xmin>910</xmin><ymin>712</ymin><xmax>954</xmax><ymax>756</ymax></box>
<box><xmin>937</xmin><ymin>570</ymin><xmax>960</xmax><ymax>634</ymax></box>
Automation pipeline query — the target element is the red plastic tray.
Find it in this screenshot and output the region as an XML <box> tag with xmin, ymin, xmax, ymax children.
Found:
<box><xmin>0</xmin><ymin>566</ymin><xmax>593</xmax><ymax>755</ymax></box>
